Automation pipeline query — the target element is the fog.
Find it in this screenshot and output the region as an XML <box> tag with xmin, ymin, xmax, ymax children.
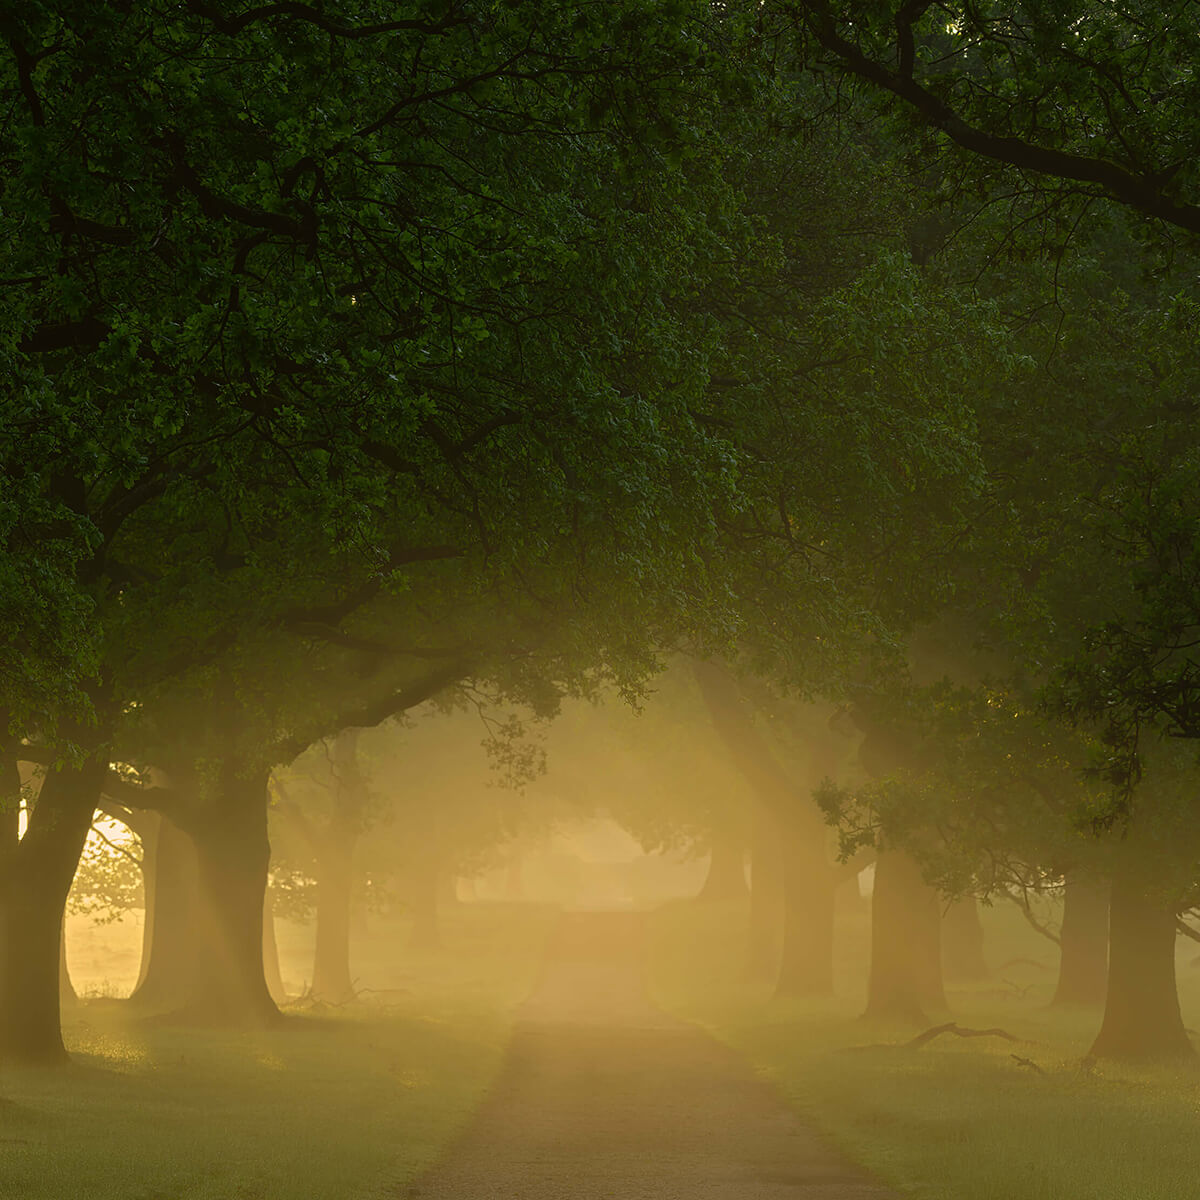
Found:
<box><xmin>37</xmin><ymin>669</ymin><xmax>1198</xmax><ymax>1196</ymax></box>
<box><xmin>8</xmin><ymin>4</ymin><xmax>1200</xmax><ymax>1197</ymax></box>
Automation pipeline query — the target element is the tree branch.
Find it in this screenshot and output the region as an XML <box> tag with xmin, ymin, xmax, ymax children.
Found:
<box><xmin>798</xmin><ymin>3</ymin><xmax>1200</xmax><ymax>234</ymax></box>
<box><xmin>271</xmin><ymin>657</ymin><xmax>474</xmax><ymax>765</ymax></box>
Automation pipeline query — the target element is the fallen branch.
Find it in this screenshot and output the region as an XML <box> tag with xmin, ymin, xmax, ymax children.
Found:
<box><xmin>907</xmin><ymin>1022</ymin><xmax>1020</xmax><ymax>1049</ymax></box>
<box><xmin>844</xmin><ymin>1022</ymin><xmax>1022</xmax><ymax>1052</ymax></box>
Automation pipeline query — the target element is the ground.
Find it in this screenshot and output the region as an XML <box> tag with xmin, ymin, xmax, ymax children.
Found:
<box><xmin>19</xmin><ymin>894</ymin><xmax>1200</xmax><ymax>1198</ymax></box>
<box><xmin>649</xmin><ymin>897</ymin><xmax>1200</xmax><ymax>1200</ymax></box>
<box><xmin>403</xmin><ymin>911</ymin><xmax>898</xmax><ymax>1199</ymax></box>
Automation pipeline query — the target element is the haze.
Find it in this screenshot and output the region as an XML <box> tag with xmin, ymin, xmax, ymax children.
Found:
<box><xmin>4</xmin><ymin>5</ymin><xmax>1200</xmax><ymax>1200</ymax></box>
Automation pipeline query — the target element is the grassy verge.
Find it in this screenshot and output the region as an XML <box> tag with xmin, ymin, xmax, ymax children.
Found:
<box><xmin>1</xmin><ymin>903</ymin><xmax>555</xmax><ymax>1200</ymax></box>
<box><xmin>648</xmin><ymin>898</ymin><xmax>1200</xmax><ymax>1200</ymax></box>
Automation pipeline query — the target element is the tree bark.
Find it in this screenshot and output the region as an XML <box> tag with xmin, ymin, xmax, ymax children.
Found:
<box><xmin>0</xmin><ymin>755</ymin><xmax>106</xmax><ymax>1064</ymax></box>
<box><xmin>697</xmin><ymin>824</ymin><xmax>748</xmax><ymax>902</ymax></box>
<box><xmin>308</xmin><ymin>730</ymin><xmax>366</xmax><ymax>1003</ymax></box>
<box><xmin>129</xmin><ymin>813</ymin><xmax>200</xmax><ymax>1010</ymax></box>
<box><xmin>312</xmin><ymin>835</ymin><xmax>355</xmax><ymax>1000</ymax></box>
<box><xmin>185</xmin><ymin>762</ymin><xmax>279</xmax><ymax>1026</ymax></box>
<box><xmin>1051</xmin><ymin>874</ymin><xmax>1109</xmax><ymax>1007</ymax></box>
<box><xmin>58</xmin><ymin>918</ymin><xmax>77</xmax><ymax>1006</ymax></box>
<box><xmin>942</xmin><ymin>897</ymin><xmax>989</xmax><ymax>981</ymax></box>
<box><xmin>1088</xmin><ymin>871</ymin><xmax>1193</xmax><ymax>1062</ymax></box>
<box><xmin>864</xmin><ymin>849</ymin><xmax>947</xmax><ymax>1023</ymax></box>
<box><xmin>262</xmin><ymin>886</ymin><xmax>287</xmax><ymax>1005</ymax></box>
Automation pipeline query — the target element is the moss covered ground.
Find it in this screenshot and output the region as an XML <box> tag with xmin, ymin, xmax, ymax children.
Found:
<box><xmin>648</xmin><ymin>896</ymin><xmax>1200</xmax><ymax>1200</ymax></box>
<box><xmin>0</xmin><ymin>904</ymin><xmax>554</xmax><ymax>1200</ymax></box>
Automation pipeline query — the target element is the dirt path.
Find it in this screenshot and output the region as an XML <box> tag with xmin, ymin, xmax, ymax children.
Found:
<box><xmin>400</xmin><ymin>911</ymin><xmax>900</xmax><ymax>1199</ymax></box>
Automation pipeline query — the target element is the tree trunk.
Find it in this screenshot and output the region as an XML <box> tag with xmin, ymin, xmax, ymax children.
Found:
<box><xmin>262</xmin><ymin>887</ymin><xmax>287</xmax><ymax>1005</ymax></box>
<box><xmin>775</xmin><ymin>831</ymin><xmax>836</xmax><ymax>998</ymax></box>
<box><xmin>865</xmin><ymin>849</ymin><xmax>947</xmax><ymax>1023</ymax></box>
<box><xmin>942</xmin><ymin>896</ymin><xmax>989</xmax><ymax>981</ymax></box>
<box><xmin>691</xmin><ymin>659</ymin><xmax>843</xmax><ymax>991</ymax></box>
<box><xmin>59</xmin><ymin>918</ymin><xmax>77</xmax><ymax>1006</ymax></box>
<box><xmin>186</xmin><ymin>763</ymin><xmax>279</xmax><ymax>1026</ymax></box>
<box><xmin>697</xmin><ymin>825</ymin><xmax>748</xmax><ymax>902</ymax></box>
<box><xmin>1052</xmin><ymin>874</ymin><xmax>1109</xmax><ymax>1007</ymax></box>
<box><xmin>748</xmin><ymin>806</ymin><xmax>783</xmax><ymax>979</ymax></box>
<box><xmin>1088</xmin><ymin>871</ymin><xmax>1193</xmax><ymax>1062</ymax></box>
<box><xmin>0</xmin><ymin>756</ymin><xmax>106</xmax><ymax>1065</ymax></box>
<box><xmin>309</xmin><ymin>729</ymin><xmax>365</xmax><ymax>1003</ymax></box>
<box><xmin>129</xmin><ymin>813</ymin><xmax>200</xmax><ymax>1010</ymax></box>
<box><xmin>312</xmin><ymin>836</ymin><xmax>355</xmax><ymax>1001</ymax></box>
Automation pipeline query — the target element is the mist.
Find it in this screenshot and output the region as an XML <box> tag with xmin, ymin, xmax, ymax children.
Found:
<box><xmin>6</xmin><ymin>3</ymin><xmax>1200</xmax><ymax>1198</ymax></box>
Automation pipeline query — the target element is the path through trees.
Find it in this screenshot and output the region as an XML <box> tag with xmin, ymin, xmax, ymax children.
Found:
<box><xmin>402</xmin><ymin>911</ymin><xmax>899</xmax><ymax>1200</ymax></box>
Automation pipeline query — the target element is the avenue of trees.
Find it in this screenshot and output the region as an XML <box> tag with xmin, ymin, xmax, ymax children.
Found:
<box><xmin>4</xmin><ymin>0</ymin><xmax>1200</xmax><ymax>1069</ymax></box>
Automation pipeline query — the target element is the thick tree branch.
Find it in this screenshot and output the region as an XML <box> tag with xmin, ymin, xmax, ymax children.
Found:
<box><xmin>798</xmin><ymin>4</ymin><xmax>1200</xmax><ymax>234</ymax></box>
<box><xmin>101</xmin><ymin>770</ymin><xmax>180</xmax><ymax>816</ymax></box>
<box><xmin>271</xmin><ymin>657</ymin><xmax>474</xmax><ymax>765</ymax></box>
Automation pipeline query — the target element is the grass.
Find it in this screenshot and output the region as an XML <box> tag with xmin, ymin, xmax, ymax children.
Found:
<box><xmin>648</xmin><ymin>896</ymin><xmax>1200</xmax><ymax>1200</ymax></box>
<box><xmin>0</xmin><ymin>903</ymin><xmax>555</xmax><ymax>1200</ymax></box>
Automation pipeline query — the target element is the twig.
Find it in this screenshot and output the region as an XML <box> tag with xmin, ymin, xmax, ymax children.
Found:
<box><xmin>1000</xmin><ymin>887</ymin><xmax>1061</xmax><ymax>946</ymax></box>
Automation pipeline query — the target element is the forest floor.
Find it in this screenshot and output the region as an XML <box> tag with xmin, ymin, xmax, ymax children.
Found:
<box><xmin>0</xmin><ymin>904</ymin><xmax>555</xmax><ymax>1200</ymax></box>
<box><xmin>19</xmin><ymin>896</ymin><xmax>1200</xmax><ymax>1198</ymax></box>
<box><xmin>401</xmin><ymin>909</ymin><xmax>899</xmax><ymax>1199</ymax></box>
<box><xmin>649</xmin><ymin>898</ymin><xmax>1200</xmax><ymax>1200</ymax></box>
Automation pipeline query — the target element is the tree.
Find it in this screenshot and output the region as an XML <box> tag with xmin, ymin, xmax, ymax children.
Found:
<box><xmin>692</xmin><ymin>659</ymin><xmax>860</xmax><ymax>998</ymax></box>
<box><xmin>783</xmin><ymin>2</ymin><xmax>1200</xmax><ymax>234</ymax></box>
<box><xmin>0</xmin><ymin>0</ymin><xmax>783</xmax><ymax>1060</ymax></box>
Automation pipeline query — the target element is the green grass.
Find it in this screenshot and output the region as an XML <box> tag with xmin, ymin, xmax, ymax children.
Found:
<box><xmin>648</xmin><ymin>897</ymin><xmax>1200</xmax><ymax>1200</ymax></box>
<box><xmin>0</xmin><ymin>904</ymin><xmax>555</xmax><ymax>1200</ymax></box>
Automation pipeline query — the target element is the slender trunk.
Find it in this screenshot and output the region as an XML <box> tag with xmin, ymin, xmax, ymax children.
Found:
<box><xmin>748</xmin><ymin>806</ymin><xmax>783</xmax><ymax>979</ymax></box>
<box><xmin>262</xmin><ymin>887</ymin><xmax>287</xmax><ymax>1005</ymax></box>
<box><xmin>129</xmin><ymin>814</ymin><xmax>199</xmax><ymax>1010</ymax></box>
<box><xmin>864</xmin><ymin>849</ymin><xmax>947</xmax><ymax>1023</ymax></box>
<box><xmin>310</xmin><ymin>730</ymin><xmax>364</xmax><ymax>1003</ymax></box>
<box><xmin>0</xmin><ymin>756</ymin><xmax>106</xmax><ymax>1064</ymax></box>
<box><xmin>775</xmin><ymin>830</ymin><xmax>836</xmax><ymax>997</ymax></box>
<box><xmin>942</xmin><ymin>897</ymin><xmax>989</xmax><ymax>981</ymax></box>
<box><xmin>187</xmin><ymin>763</ymin><xmax>279</xmax><ymax>1026</ymax></box>
<box><xmin>1052</xmin><ymin>874</ymin><xmax>1109</xmax><ymax>1007</ymax></box>
<box><xmin>1089</xmin><ymin>871</ymin><xmax>1193</xmax><ymax>1062</ymax></box>
<box><xmin>697</xmin><ymin>825</ymin><xmax>748</xmax><ymax>902</ymax></box>
<box><xmin>312</xmin><ymin>836</ymin><xmax>355</xmax><ymax>1001</ymax></box>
